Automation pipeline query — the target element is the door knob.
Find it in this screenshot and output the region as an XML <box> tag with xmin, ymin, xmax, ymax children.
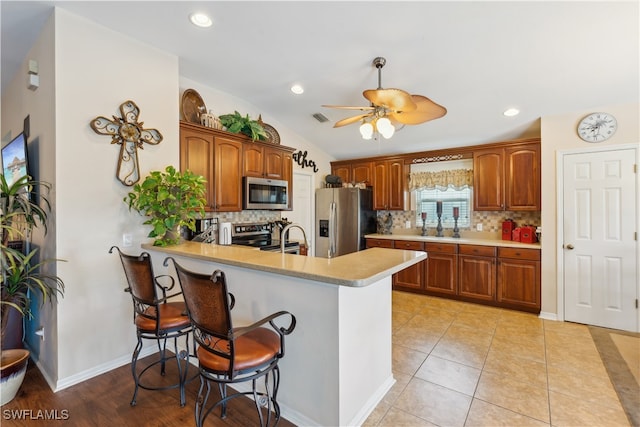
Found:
<box><xmin>565</xmin><ymin>244</ymin><xmax>575</xmax><ymax>250</ymax></box>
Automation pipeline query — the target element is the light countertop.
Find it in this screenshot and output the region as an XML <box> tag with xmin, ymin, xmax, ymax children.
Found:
<box><xmin>142</xmin><ymin>241</ymin><xmax>426</xmax><ymax>287</ymax></box>
<box><xmin>365</xmin><ymin>233</ymin><xmax>541</xmax><ymax>249</ymax></box>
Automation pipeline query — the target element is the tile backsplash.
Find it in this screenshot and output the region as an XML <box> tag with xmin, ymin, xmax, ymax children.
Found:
<box><xmin>377</xmin><ymin>210</ymin><xmax>540</xmax><ymax>238</ymax></box>
<box><xmin>200</xmin><ymin>211</ymin><xmax>281</xmax><ymax>224</ymax></box>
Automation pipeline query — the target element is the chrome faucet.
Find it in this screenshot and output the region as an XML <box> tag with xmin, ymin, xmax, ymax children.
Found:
<box><xmin>280</xmin><ymin>223</ymin><xmax>309</xmax><ymax>254</ymax></box>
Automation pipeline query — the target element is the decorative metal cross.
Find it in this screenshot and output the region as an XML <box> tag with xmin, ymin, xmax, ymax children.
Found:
<box><xmin>90</xmin><ymin>100</ymin><xmax>163</xmax><ymax>186</ymax></box>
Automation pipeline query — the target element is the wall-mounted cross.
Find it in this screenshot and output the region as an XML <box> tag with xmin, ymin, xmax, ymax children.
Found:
<box><xmin>90</xmin><ymin>100</ymin><xmax>163</xmax><ymax>186</ymax></box>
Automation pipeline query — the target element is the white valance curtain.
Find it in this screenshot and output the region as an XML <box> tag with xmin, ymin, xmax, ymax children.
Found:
<box><xmin>408</xmin><ymin>169</ymin><xmax>473</xmax><ymax>191</ymax></box>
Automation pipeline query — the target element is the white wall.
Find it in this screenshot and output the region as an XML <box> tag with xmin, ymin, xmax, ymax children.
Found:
<box><xmin>2</xmin><ymin>7</ymin><xmax>338</xmax><ymax>390</ymax></box>
<box><xmin>539</xmin><ymin>103</ymin><xmax>639</xmax><ymax>317</ymax></box>
<box><xmin>1</xmin><ymin>12</ymin><xmax>57</xmax><ymax>378</ymax></box>
<box><xmin>53</xmin><ymin>8</ymin><xmax>180</xmax><ymax>384</ymax></box>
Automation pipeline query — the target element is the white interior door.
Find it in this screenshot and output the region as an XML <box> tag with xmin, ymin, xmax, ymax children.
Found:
<box><xmin>287</xmin><ymin>172</ymin><xmax>314</xmax><ymax>255</ymax></box>
<box><xmin>563</xmin><ymin>148</ymin><xmax>638</xmax><ymax>332</ymax></box>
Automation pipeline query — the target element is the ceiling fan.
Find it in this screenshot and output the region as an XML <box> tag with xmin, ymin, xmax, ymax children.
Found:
<box><xmin>323</xmin><ymin>57</ymin><xmax>447</xmax><ymax>139</ymax></box>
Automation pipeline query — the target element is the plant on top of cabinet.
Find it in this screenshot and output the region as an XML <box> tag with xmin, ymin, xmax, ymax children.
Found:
<box><xmin>218</xmin><ymin>111</ymin><xmax>268</xmax><ymax>141</ymax></box>
<box><xmin>124</xmin><ymin>165</ymin><xmax>207</xmax><ymax>246</ymax></box>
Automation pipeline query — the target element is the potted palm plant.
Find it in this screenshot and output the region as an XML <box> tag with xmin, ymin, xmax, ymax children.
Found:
<box><xmin>124</xmin><ymin>165</ymin><xmax>207</xmax><ymax>246</ymax></box>
<box><xmin>1</xmin><ymin>173</ymin><xmax>65</xmax><ymax>405</ymax></box>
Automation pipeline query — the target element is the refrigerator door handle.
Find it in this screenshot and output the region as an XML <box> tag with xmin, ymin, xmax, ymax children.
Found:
<box><xmin>329</xmin><ymin>201</ymin><xmax>336</xmax><ymax>258</ymax></box>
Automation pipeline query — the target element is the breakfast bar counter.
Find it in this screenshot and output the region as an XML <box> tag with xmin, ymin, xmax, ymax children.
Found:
<box><xmin>142</xmin><ymin>241</ymin><xmax>426</xmax><ymax>427</ymax></box>
<box><xmin>143</xmin><ymin>241</ymin><xmax>425</xmax><ymax>287</ymax></box>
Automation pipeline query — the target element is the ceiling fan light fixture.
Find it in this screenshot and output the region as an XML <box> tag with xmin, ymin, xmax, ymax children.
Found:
<box><xmin>360</xmin><ymin>122</ymin><xmax>374</xmax><ymax>139</ymax></box>
<box><xmin>376</xmin><ymin>116</ymin><xmax>395</xmax><ymax>139</ymax></box>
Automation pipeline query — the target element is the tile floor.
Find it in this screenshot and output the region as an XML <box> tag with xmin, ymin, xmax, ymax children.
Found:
<box><xmin>364</xmin><ymin>291</ymin><xmax>632</xmax><ymax>427</ymax></box>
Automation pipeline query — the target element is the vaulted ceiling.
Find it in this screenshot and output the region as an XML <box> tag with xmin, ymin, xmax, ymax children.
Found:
<box><xmin>2</xmin><ymin>1</ymin><xmax>638</xmax><ymax>159</ymax></box>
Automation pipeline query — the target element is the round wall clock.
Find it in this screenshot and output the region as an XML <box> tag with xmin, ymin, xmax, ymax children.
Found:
<box><xmin>577</xmin><ymin>112</ymin><xmax>617</xmax><ymax>142</ymax></box>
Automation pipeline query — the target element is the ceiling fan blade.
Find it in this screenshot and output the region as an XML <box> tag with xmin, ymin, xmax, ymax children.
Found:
<box><xmin>363</xmin><ymin>88</ymin><xmax>417</xmax><ymax>112</ymax></box>
<box><xmin>333</xmin><ymin>113</ymin><xmax>373</xmax><ymax>128</ymax></box>
<box><xmin>321</xmin><ymin>105</ymin><xmax>375</xmax><ymax>111</ymax></box>
<box><xmin>388</xmin><ymin>95</ymin><xmax>447</xmax><ymax>125</ymax></box>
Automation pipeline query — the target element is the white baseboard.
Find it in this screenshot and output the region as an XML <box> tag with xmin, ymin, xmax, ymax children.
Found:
<box><xmin>53</xmin><ymin>346</ymin><xmax>157</xmax><ymax>392</ymax></box>
<box><xmin>347</xmin><ymin>374</ymin><xmax>396</xmax><ymax>427</ymax></box>
<box><xmin>538</xmin><ymin>311</ymin><xmax>558</xmax><ymax>321</ymax></box>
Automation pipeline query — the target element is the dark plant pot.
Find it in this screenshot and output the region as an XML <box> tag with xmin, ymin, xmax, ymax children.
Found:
<box><xmin>1</xmin><ymin>305</ymin><xmax>24</xmax><ymax>350</ymax></box>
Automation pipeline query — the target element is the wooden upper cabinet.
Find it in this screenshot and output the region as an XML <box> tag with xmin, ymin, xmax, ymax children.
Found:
<box><xmin>351</xmin><ymin>161</ymin><xmax>373</xmax><ymax>185</ymax></box>
<box><xmin>180</xmin><ymin>126</ymin><xmax>216</xmax><ymax>210</ymax></box>
<box><xmin>264</xmin><ymin>146</ymin><xmax>284</xmax><ymax>179</ymax></box>
<box><xmin>180</xmin><ymin>122</ymin><xmax>242</xmax><ymax>212</ymax></box>
<box><xmin>243</xmin><ymin>145</ymin><xmax>264</xmax><ymax>177</ymax></box>
<box><xmin>373</xmin><ymin>159</ymin><xmax>407</xmax><ymax>210</ymax></box>
<box><xmin>474</xmin><ymin>141</ymin><xmax>540</xmax><ymax>211</ymax></box>
<box><xmin>282</xmin><ymin>150</ymin><xmax>293</xmax><ymax>210</ymax></box>
<box><xmin>330</xmin><ymin>161</ymin><xmax>372</xmax><ymax>186</ymax></box>
<box><xmin>331</xmin><ymin>164</ymin><xmax>351</xmax><ymax>184</ymax></box>
<box><xmin>243</xmin><ymin>145</ymin><xmax>285</xmax><ymax>179</ymax></box>
<box><xmin>213</xmin><ymin>136</ymin><xmax>243</xmax><ymax>212</ymax></box>
<box><xmin>505</xmin><ymin>143</ymin><xmax>540</xmax><ymax>210</ymax></box>
<box><xmin>473</xmin><ymin>148</ymin><xmax>504</xmax><ymax>211</ymax></box>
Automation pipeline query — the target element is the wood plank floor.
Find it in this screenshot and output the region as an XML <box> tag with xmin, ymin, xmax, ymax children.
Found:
<box><xmin>2</xmin><ymin>353</ymin><xmax>296</xmax><ymax>426</ymax></box>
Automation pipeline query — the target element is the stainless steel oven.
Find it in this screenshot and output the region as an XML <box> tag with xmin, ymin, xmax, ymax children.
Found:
<box><xmin>231</xmin><ymin>222</ymin><xmax>300</xmax><ymax>254</ymax></box>
<box><xmin>243</xmin><ymin>177</ymin><xmax>289</xmax><ymax>210</ymax></box>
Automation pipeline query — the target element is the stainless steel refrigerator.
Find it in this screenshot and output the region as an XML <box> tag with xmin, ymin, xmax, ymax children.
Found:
<box><xmin>315</xmin><ymin>187</ymin><xmax>377</xmax><ymax>258</ymax></box>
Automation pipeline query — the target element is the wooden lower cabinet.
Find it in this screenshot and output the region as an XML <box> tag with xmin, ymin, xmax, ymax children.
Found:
<box><xmin>365</xmin><ymin>238</ymin><xmax>393</xmax><ymax>249</ymax></box>
<box><xmin>497</xmin><ymin>247</ymin><xmax>541</xmax><ymax>312</ymax></box>
<box><xmin>392</xmin><ymin>240</ymin><xmax>424</xmax><ymax>290</ymax></box>
<box><xmin>367</xmin><ymin>237</ymin><xmax>541</xmax><ymax>313</ymax></box>
<box><xmin>458</xmin><ymin>256</ymin><xmax>496</xmax><ymax>301</ymax></box>
<box><xmin>424</xmin><ymin>243</ymin><xmax>458</xmax><ymax>296</ymax></box>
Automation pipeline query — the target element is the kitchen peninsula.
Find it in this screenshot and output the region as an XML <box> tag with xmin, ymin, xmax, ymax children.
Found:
<box><xmin>143</xmin><ymin>241</ymin><xmax>426</xmax><ymax>427</ymax></box>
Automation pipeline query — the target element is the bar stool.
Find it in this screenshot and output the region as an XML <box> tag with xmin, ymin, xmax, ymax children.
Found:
<box><xmin>164</xmin><ymin>257</ymin><xmax>296</xmax><ymax>427</ymax></box>
<box><xmin>109</xmin><ymin>246</ymin><xmax>193</xmax><ymax>406</ymax></box>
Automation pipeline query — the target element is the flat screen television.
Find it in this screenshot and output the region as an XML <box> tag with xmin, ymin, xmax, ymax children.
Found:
<box><xmin>2</xmin><ymin>132</ymin><xmax>29</xmax><ymax>185</ymax></box>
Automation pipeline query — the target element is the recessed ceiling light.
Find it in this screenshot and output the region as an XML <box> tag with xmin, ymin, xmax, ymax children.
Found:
<box><xmin>290</xmin><ymin>84</ymin><xmax>304</xmax><ymax>95</ymax></box>
<box><xmin>503</xmin><ymin>108</ymin><xmax>520</xmax><ymax>117</ymax></box>
<box><xmin>189</xmin><ymin>13</ymin><xmax>212</xmax><ymax>28</ymax></box>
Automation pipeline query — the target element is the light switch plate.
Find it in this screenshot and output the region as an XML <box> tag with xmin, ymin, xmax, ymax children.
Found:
<box><xmin>476</xmin><ymin>223</ymin><xmax>483</xmax><ymax>231</ymax></box>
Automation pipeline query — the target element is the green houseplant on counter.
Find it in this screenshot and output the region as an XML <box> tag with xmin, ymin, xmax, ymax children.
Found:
<box><xmin>218</xmin><ymin>111</ymin><xmax>268</xmax><ymax>141</ymax></box>
<box><xmin>125</xmin><ymin>165</ymin><xmax>207</xmax><ymax>247</ymax></box>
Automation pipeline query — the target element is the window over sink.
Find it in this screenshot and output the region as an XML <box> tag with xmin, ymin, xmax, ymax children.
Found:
<box><xmin>409</xmin><ymin>159</ymin><xmax>473</xmax><ymax>229</ymax></box>
<box><xmin>415</xmin><ymin>187</ymin><xmax>471</xmax><ymax>228</ymax></box>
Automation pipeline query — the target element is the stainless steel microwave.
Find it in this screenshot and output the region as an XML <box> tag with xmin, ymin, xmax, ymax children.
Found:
<box><xmin>243</xmin><ymin>176</ymin><xmax>289</xmax><ymax>210</ymax></box>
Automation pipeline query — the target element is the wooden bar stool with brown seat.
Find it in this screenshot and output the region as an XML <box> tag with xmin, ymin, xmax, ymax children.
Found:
<box><xmin>164</xmin><ymin>257</ymin><xmax>296</xmax><ymax>427</ymax></box>
<box><xmin>109</xmin><ymin>246</ymin><xmax>194</xmax><ymax>407</ymax></box>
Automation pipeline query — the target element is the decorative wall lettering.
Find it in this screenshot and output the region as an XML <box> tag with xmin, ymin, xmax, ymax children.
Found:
<box><xmin>90</xmin><ymin>100</ymin><xmax>163</xmax><ymax>186</ymax></box>
<box><xmin>292</xmin><ymin>150</ymin><xmax>319</xmax><ymax>172</ymax></box>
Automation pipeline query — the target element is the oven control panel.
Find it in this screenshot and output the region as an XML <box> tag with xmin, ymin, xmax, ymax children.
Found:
<box><xmin>232</xmin><ymin>223</ymin><xmax>271</xmax><ymax>236</ymax></box>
